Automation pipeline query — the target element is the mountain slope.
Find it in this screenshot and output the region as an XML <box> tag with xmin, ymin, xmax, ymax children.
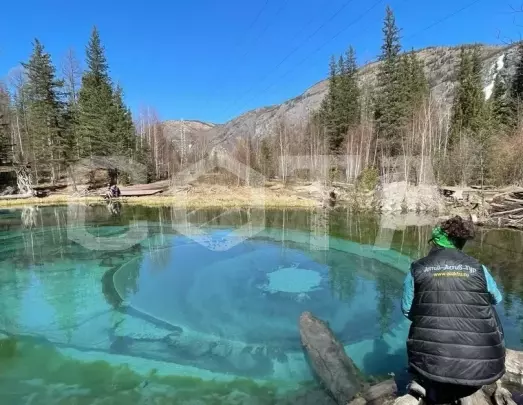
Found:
<box><xmin>166</xmin><ymin>43</ymin><xmax>519</xmax><ymax>150</ymax></box>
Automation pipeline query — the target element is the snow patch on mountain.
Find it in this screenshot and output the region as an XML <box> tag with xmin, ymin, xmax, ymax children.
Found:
<box><xmin>484</xmin><ymin>54</ymin><xmax>505</xmax><ymax>100</ymax></box>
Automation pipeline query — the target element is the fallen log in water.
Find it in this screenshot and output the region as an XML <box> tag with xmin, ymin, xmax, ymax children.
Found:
<box><xmin>299</xmin><ymin>311</ymin><xmax>368</xmax><ymax>404</ymax></box>
<box><xmin>299</xmin><ymin>311</ymin><xmax>523</xmax><ymax>405</ymax></box>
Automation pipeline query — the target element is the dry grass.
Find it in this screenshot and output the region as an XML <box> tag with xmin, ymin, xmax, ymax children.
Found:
<box><xmin>0</xmin><ymin>186</ymin><xmax>319</xmax><ymax>209</ymax></box>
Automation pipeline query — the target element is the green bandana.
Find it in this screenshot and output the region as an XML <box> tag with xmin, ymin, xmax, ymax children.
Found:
<box><xmin>430</xmin><ymin>227</ymin><xmax>456</xmax><ymax>249</ymax></box>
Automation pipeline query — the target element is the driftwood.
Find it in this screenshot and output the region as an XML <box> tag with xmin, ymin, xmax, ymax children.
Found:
<box><xmin>0</xmin><ymin>192</ymin><xmax>33</xmax><ymax>200</ymax></box>
<box><xmin>299</xmin><ymin>311</ymin><xmax>523</xmax><ymax>405</ymax></box>
<box><xmin>299</xmin><ymin>312</ymin><xmax>368</xmax><ymax>404</ymax></box>
<box><xmin>483</xmin><ymin>189</ymin><xmax>523</xmax><ymax>229</ymax></box>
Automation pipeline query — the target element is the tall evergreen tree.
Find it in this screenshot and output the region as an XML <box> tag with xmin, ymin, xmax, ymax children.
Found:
<box><xmin>342</xmin><ymin>46</ymin><xmax>361</xmax><ymax>129</ymax></box>
<box><xmin>511</xmin><ymin>42</ymin><xmax>523</xmax><ymax>103</ymax></box>
<box><xmin>0</xmin><ymin>85</ymin><xmax>11</xmax><ymax>159</ymax></box>
<box><xmin>320</xmin><ymin>56</ymin><xmax>340</xmax><ymax>152</ymax></box>
<box><xmin>374</xmin><ymin>5</ymin><xmax>404</xmax><ymax>155</ymax></box>
<box><xmin>22</xmin><ymin>39</ymin><xmax>66</xmax><ymax>183</ymax></box>
<box><xmin>407</xmin><ymin>49</ymin><xmax>429</xmax><ymax>109</ymax></box>
<box><xmin>509</xmin><ymin>42</ymin><xmax>523</xmax><ymax>125</ymax></box>
<box><xmin>450</xmin><ymin>45</ymin><xmax>486</xmax><ymax>143</ymax></box>
<box><xmin>77</xmin><ymin>27</ymin><xmax>115</xmax><ymax>157</ymax></box>
<box><xmin>62</xmin><ymin>49</ymin><xmax>82</xmax><ymax>161</ymax></box>
<box><xmin>320</xmin><ymin>47</ymin><xmax>361</xmax><ymax>154</ymax></box>
<box><xmin>490</xmin><ymin>73</ymin><xmax>511</xmax><ymax>128</ymax></box>
<box><xmin>110</xmin><ymin>85</ymin><xmax>136</xmax><ymax>157</ymax></box>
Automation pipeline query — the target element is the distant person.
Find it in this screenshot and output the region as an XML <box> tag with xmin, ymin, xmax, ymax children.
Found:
<box><xmin>109</xmin><ymin>184</ymin><xmax>121</xmax><ymax>198</ymax></box>
<box><xmin>401</xmin><ymin>216</ymin><xmax>505</xmax><ymax>404</ymax></box>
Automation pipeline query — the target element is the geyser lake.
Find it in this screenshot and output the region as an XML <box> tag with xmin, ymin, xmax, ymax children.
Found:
<box><xmin>0</xmin><ymin>205</ymin><xmax>522</xmax><ymax>404</ymax></box>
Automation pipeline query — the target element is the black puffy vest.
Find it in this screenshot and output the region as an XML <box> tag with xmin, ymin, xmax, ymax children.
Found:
<box><xmin>407</xmin><ymin>247</ymin><xmax>505</xmax><ymax>386</ymax></box>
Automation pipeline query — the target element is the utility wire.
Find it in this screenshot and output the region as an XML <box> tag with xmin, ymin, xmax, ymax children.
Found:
<box><xmin>403</xmin><ymin>0</ymin><xmax>485</xmax><ymax>42</ymax></box>
<box><xmin>240</xmin><ymin>0</ymin><xmax>271</xmax><ymax>46</ymax></box>
<box><xmin>227</xmin><ymin>0</ymin><xmax>486</xmax><ymax>120</ymax></box>
<box><xmin>239</xmin><ymin>0</ymin><xmax>292</xmax><ymax>61</ymax></box>
<box><xmin>220</xmin><ymin>0</ymin><xmax>360</xmax><ymax>117</ymax></box>
<box><xmin>207</xmin><ymin>0</ymin><xmax>291</xmax><ymax>101</ymax></box>
<box><xmin>228</xmin><ymin>0</ymin><xmax>385</xmax><ymax>118</ymax></box>
<box><xmin>203</xmin><ymin>0</ymin><xmax>271</xmax><ymax>97</ymax></box>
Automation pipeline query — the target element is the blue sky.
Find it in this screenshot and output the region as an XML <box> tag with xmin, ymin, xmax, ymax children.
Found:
<box><xmin>0</xmin><ymin>0</ymin><xmax>519</xmax><ymax>124</ymax></box>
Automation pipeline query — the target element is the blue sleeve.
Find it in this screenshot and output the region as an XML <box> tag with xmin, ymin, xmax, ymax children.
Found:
<box><xmin>401</xmin><ymin>271</ymin><xmax>414</xmax><ymax>320</ymax></box>
<box><xmin>483</xmin><ymin>265</ymin><xmax>502</xmax><ymax>305</ymax></box>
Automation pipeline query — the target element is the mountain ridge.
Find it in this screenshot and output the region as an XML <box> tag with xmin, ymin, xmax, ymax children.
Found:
<box><xmin>162</xmin><ymin>43</ymin><xmax>518</xmax><ymax>149</ymax></box>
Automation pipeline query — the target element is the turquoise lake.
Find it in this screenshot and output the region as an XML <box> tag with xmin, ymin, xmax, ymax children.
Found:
<box><xmin>0</xmin><ymin>204</ymin><xmax>522</xmax><ymax>404</ymax></box>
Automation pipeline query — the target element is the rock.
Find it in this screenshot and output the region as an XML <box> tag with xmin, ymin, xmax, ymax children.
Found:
<box><xmin>299</xmin><ymin>311</ymin><xmax>366</xmax><ymax>405</ymax></box>
<box><xmin>494</xmin><ymin>387</ymin><xmax>518</xmax><ymax>405</ymax></box>
<box><xmin>376</xmin><ymin>181</ymin><xmax>445</xmax><ymax>213</ymax></box>
<box><xmin>502</xmin><ymin>349</ymin><xmax>523</xmax><ymax>391</ymax></box>
<box><xmin>362</xmin><ymin>379</ymin><xmax>397</xmax><ymax>405</ymax></box>
<box><xmin>392</xmin><ymin>394</ymin><xmax>418</xmax><ymax>405</ymax></box>
<box><xmin>348</xmin><ymin>397</ymin><xmax>369</xmax><ymax>405</ymax></box>
<box><xmin>461</xmin><ymin>389</ymin><xmax>494</xmax><ymax>405</ymax></box>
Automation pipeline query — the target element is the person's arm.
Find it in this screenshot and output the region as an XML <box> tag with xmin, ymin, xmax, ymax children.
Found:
<box><xmin>401</xmin><ymin>270</ymin><xmax>414</xmax><ymax>320</ymax></box>
<box><xmin>482</xmin><ymin>265</ymin><xmax>502</xmax><ymax>305</ymax></box>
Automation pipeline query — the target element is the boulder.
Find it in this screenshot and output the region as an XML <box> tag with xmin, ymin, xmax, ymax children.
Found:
<box><xmin>376</xmin><ymin>181</ymin><xmax>446</xmax><ymax>213</ymax></box>
<box><xmin>502</xmin><ymin>349</ymin><xmax>523</xmax><ymax>391</ymax></box>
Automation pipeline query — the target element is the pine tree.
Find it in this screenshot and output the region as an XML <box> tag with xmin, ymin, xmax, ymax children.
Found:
<box><xmin>450</xmin><ymin>46</ymin><xmax>485</xmax><ymax>142</ymax></box>
<box><xmin>511</xmin><ymin>42</ymin><xmax>523</xmax><ymax>102</ymax></box>
<box><xmin>110</xmin><ymin>85</ymin><xmax>136</xmax><ymax>157</ymax></box>
<box><xmin>320</xmin><ymin>55</ymin><xmax>340</xmax><ymax>152</ymax></box>
<box><xmin>343</xmin><ymin>46</ymin><xmax>361</xmax><ymax>129</ymax></box>
<box><xmin>509</xmin><ymin>42</ymin><xmax>523</xmax><ymax>125</ymax></box>
<box><xmin>260</xmin><ymin>138</ymin><xmax>274</xmax><ymax>178</ymax></box>
<box><xmin>319</xmin><ymin>47</ymin><xmax>362</xmax><ymax>154</ymax></box>
<box><xmin>0</xmin><ymin>85</ymin><xmax>12</xmax><ymax>165</ymax></box>
<box><xmin>375</xmin><ymin>5</ymin><xmax>404</xmax><ymax>155</ymax></box>
<box><xmin>408</xmin><ymin>49</ymin><xmax>429</xmax><ymax>108</ymax></box>
<box><xmin>77</xmin><ymin>27</ymin><xmax>114</xmax><ymax>157</ymax></box>
<box><xmin>22</xmin><ymin>39</ymin><xmax>66</xmax><ymax>183</ymax></box>
<box><xmin>490</xmin><ymin>74</ymin><xmax>511</xmax><ymax>127</ymax></box>
<box><xmin>62</xmin><ymin>49</ymin><xmax>82</xmax><ymax>162</ymax></box>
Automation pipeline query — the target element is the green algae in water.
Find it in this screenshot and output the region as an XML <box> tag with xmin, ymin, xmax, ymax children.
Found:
<box><xmin>0</xmin><ymin>339</ymin><xmax>287</xmax><ymax>404</ymax></box>
<box><xmin>0</xmin><ymin>335</ymin><xmax>17</xmax><ymax>358</ymax></box>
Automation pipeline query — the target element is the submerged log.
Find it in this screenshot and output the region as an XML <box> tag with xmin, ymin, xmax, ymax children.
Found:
<box><xmin>299</xmin><ymin>311</ymin><xmax>367</xmax><ymax>404</ymax></box>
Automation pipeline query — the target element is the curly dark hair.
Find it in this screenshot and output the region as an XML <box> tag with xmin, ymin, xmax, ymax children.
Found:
<box><xmin>441</xmin><ymin>216</ymin><xmax>475</xmax><ymax>248</ymax></box>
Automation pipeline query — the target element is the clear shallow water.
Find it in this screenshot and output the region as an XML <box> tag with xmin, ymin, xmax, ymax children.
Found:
<box><xmin>0</xmin><ymin>205</ymin><xmax>522</xmax><ymax>404</ymax></box>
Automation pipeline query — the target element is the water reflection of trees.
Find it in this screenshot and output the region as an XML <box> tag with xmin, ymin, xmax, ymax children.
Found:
<box><xmin>4</xmin><ymin>205</ymin><xmax>523</xmax><ymax>344</ymax></box>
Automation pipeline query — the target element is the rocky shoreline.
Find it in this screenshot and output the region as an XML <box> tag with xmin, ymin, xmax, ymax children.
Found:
<box><xmin>300</xmin><ymin>311</ymin><xmax>523</xmax><ymax>405</ymax></box>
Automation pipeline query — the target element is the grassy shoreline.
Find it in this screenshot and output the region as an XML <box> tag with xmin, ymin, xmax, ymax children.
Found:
<box><xmin>0</xmin><ymin>193</ymin><xmax>320</xmax><ymax>209</ymax></box>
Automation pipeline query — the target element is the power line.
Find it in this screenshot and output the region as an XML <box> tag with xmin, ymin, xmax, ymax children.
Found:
<box><xmin>227</xmin><ymin>0</ymin><xmax>486</xmax><ymax>120</ymax></box>
<box><xmin>228</xmin><ymin>0</ymin><xmax>385</xmax><ymax>119</ymax></box>
<box><xmin>203</xmin><ymin>0</ymin><xmax>271</xmax><ymax>98</ymax></box>
<box><xmin>220</xmin><ymin>0</ymin><xmax>360</xmax><ymax>117</ymax></box>
<box><xmin>404</xmin><ymin>0</ymin><xmax>485</xmax><ymax>42</ymax></box>
<box><xmin>239</xmin><ymin>0</ymin><xmax>292</xmax><ymax>61</ymax></box>
<box><xmin>233</xmin><ymin>0</ymin><xmax>271</xmax><ymax>49</ymax></box>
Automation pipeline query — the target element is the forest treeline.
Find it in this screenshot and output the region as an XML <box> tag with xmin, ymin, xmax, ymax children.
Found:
<box><xmin>0</xmin><ymin>27</ymin><xmax>175</xmax><ymax>186</ymax></box>
<box><xmin>2</xmin><ymin>6</ymin><xmax>523</xmax><ymax>188</ymax></box>
<box><xmin>234</xmin><ymin>6</ymin><xmax>523</xmax><ymax>188</ymax></box>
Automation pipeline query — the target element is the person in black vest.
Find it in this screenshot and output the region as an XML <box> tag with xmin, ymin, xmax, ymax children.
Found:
<box><xmin>401</xmin><ymin>216</ymin><xmax>505</xmax><ymax>404</ymax></box>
